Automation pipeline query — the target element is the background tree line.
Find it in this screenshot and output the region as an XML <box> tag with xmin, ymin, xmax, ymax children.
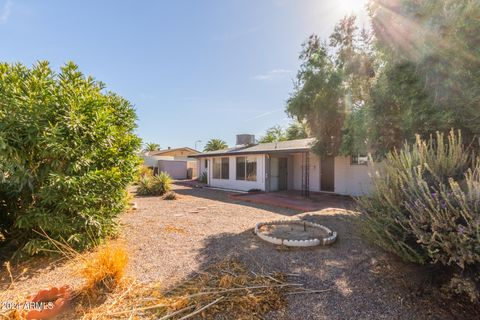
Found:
<box><xmin>286</xmin><ymin>0</ymin><xmax>480</xmax><ymax>157</ymax></box>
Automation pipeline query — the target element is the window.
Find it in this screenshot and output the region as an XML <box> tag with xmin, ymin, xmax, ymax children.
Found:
<box><xmin>221</xmin><ymin>157</ymin><xmax>229</xmax><ymax>179</ymax></box>
<box><xmin>213</xmin><ymin>158</ymin><xmax>221</xmax><ymax>179</ymax></box>
<box><xmin>204</xmin><ymin>159</ymin><xmax>208</xmax><ymax>168</ymax></box>
<box><xmin>351</xmin><ymin>154</ymin><xmax>368</xmax><ymax>165</ymax></box>
<box><xmin>236</xmin><ymin>157</ymin><xmax>246</xmax><ymax>180</ymax></box>
<box><xmin>236</xmin><ymin>156</ymin><xmax>257</xmax><ymax>181</ymax></box>
<box><xmin>247</xmin><ymin>157</ymin><xmax>257</xmax><ymax>181</ymax></box>
<box><xmin>213</xmin><ymin>157</ymin><xmax>229</xmax><ymax>179</ymax></box>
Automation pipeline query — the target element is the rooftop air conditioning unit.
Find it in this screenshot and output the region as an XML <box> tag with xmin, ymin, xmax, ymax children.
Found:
<box><xmin>236</xmin><ymin>134</ymin><xmax>255</xmax><ymax>146</ymax></box>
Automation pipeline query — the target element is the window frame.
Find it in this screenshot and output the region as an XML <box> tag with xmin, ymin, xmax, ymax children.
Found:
<box><xmin>236</xmin><ymin>157</ymin><xmax>246</xmax><ymax>181</ymax></box>
<box><xmin>213</xmin><ymin>157</ymin><xmax>229</xmax><ymax>179</ymax></box>
<box><xmin>212</xmin><ymin>158</ymin><xmax>221</xmax><ymax>179</ymax></box>
<box><xmin>351</xmin><ymin>154</ymin><xmax>368</xmax><ymax>166</ymax></box>
<box><xmin>221</xmin><ymin>157</ymin><xmax>229</xmax><ymax>180</ymax></box>
<box><xmin>236</xmin><ymin>156</ymin><xmax>257</xmax><ymax>181</ymax></box>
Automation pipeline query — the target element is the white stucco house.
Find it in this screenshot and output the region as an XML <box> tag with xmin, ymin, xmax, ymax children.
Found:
<box><xmin>192</xmin><ymin>135</ymin><xmax>373</xmax><ymax>197</ymax></box>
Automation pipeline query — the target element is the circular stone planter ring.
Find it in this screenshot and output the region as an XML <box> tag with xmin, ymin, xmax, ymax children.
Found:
<box><xmin>255</xmin><ymin>220</ymin><xmax>337</xmax><ymax>247</ymax></box>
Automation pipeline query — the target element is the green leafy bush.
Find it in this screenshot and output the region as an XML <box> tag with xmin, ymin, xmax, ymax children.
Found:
<box><xmin>0</xmin><ymin>62</ymin><xmax>141</xmax><ymax>255</ymax></box>
<box><xmin>135</xmin><ymin>165</ymin><xmax>153</xmax><ymax>184</ymax></box>
<box><xmin>137</xmin><ymin>172</ymin><xmax>172</xmax><ymax>196</ymax></box>
<box><xmin>357</xmin><ymin>130</ymin><xmax>480</xmax><ymax>301</ymax></box>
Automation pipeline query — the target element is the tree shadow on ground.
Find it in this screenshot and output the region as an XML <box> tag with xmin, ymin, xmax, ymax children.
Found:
<box><xmin>178</xmin><ymin>210</ymin><xmax>478</xmax><ymax>319</ymax></box>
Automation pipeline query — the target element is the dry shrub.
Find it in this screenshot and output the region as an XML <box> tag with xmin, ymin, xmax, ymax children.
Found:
<box><xmin>163</xmin><ymin>226</ymin><xmax>186</xmax><ymax>234</ymax></box>
<box><xmin>78</xmin><ymin>245</ymin><xmax>128</xmax><ymax>294</ymax></box>
<box><xmin>162</xmin><ymin>191</ymin><xmax>177</xmax><ymax>200</ymax></box>
<box><xmin>81</xmin><ymin>258</ymin><xmax>306</xmax><ymax>319</ymax></box>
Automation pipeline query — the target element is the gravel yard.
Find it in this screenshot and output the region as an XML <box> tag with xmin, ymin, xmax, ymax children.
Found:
<box><xmin>1</xmin><ymin>183</ymin><xmax>475</xmax><ymax>319</ymax></box>
<box><xmin>121</xmin><ymin>184</ymin><xmax>468</xmax><ymax>319</ymax></box>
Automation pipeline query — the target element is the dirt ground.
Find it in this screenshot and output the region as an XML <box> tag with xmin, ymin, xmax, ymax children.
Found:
<box><xmin>1</xmin><ymin>184</ymin><xmax>477</xmax><ymax>319</ymax></box>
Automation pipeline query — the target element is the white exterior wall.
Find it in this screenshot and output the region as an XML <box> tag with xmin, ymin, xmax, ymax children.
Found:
<box><xmin>334</xmin><ymin>156</ymin><xmax>373</xmax><ymax>196</ymax></box>
<box><xmin>197</xmin><ymin>153</ymin><xmax>373</xmax><ymax>196</ymax></box>
<box><xmin>292</xmin><ymin>153</ymin><xmax>372</xmax><ymax>196</ymax></box>
<box><xmin>292</xmin><ymin>153</ymin><xmax>321</xmax><ymax>192</ymax></box>
<box><xmin>207</xmin><ymin>155</ymin><xmax>266</xmax><ymax>191</ymax></box>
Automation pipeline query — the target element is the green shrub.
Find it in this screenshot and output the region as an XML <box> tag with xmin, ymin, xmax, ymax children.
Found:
<box><xmin>357</xmin><ymin>130</ymin><xmax>480</xmax><ymax>301</ymax></box>
<box><xmin>199</xmin><ymin>172</ymin><xmax>208</xmax><ymax>184</ymax></box>
<box><xmin>137</xmin><ymin>172</ymin><xmax>172</xmax><ymax>196</ymax></box>
<box><xmin>0</xmin><ymin>62</ymin><xmax>141</xmax><ymax>255</ymax></box>
<box><xmin>135</xmin><ymin>165</ymin><xmax>153</xmax><ymax>184</ymax></box>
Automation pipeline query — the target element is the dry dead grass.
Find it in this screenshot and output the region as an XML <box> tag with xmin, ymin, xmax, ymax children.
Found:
<box><xmin>80</xmin><ymin>257</ymin><xmax>313</xmax><ymax>320</ymax></box>
<box><xmin>163</xmin><ymin>226</ymin><xmax>187</xmax><ymax>234</ymax></box>
<box><xmin>0</xmin><ymin>241</ymin><xmax>129</xmax><ymax>320</ymax></box>
<box><xmin>78</xmin><ymin>245</ymin><xmax>128</xmax><ymax>294</ymax></box>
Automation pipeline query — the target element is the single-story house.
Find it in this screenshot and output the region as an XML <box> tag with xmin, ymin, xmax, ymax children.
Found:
<box><xmin>143</xmin><ymin>147</ymin><xmax>199</xmax><ymax>179</ymax></box>
<box><xmin>192</xmin><ymin>135</ymin><xmax>372</xmax><ymax>196</ymax></box>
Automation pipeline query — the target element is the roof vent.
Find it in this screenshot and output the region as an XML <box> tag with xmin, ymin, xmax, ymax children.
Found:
<box><xmin>236</xmin><ymin>134</ymin><xmax>255</xmax><ymax>146</ymax></box>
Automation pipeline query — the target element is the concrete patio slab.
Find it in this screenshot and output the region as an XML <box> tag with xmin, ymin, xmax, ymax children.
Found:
<box><xmin>229</xmin><ymin>190</ymin><xmax>352</xmax><ymax>212</ymax></box>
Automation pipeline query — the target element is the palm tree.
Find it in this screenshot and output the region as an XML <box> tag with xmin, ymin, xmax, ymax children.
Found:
<box><xmin>204</xmin><ymin>139</ymin><xmax>228</xmax><ymax>152</ymax></box>
<box><xmin>285</xmin><ymin>120</ymin><xmax>309</xmax><ymax>140</ymax></box>
<box><xmin>258</xmin><ymin>125</ymin><xmax>286</xmax><ymax>143</ymax></box>
<box><xmin>144</xmin><ymin>142</ymin><xmax>160</xmax><ymax>152</ymax></box>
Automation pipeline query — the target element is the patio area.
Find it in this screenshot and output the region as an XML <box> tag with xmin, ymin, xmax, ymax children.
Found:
<box><xmin>229</xmin><ymin>190</ymin><xmax>352</xmax><ymax>212</ymax></box>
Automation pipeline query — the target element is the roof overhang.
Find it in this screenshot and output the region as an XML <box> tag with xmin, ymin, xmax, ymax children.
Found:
<box><xmin>190</xmin><ymin>148</ymin><xmax>310</xmax><ymax>158</ymax></box>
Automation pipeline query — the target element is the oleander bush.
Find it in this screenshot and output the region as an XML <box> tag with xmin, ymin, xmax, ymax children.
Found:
<box><xmin>0</xmin><ymin>62</ymin><xmax>141</xmax><ymax>255</ymax></box>
<box><xmin>357</xmin><ymin>130</ymin><xmax>480</xmax><ymax>301</ymax></box>
<box><xmin>136</xmin><ymin>172</ymin><xmax>172</xmax><ymax>196</ymax></box>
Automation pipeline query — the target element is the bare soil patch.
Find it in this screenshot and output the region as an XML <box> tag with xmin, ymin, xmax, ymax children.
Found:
<box><xmin>259</xmin><ymin>223</ymin><xmax>329</xmax><ymax>241</ymax></box>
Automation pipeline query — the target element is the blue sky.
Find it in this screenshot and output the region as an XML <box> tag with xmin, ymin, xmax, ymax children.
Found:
<box><xmin>0</xmin><ymin>0</ymin><xmax>368</xmax><ymax>150</ymax></box>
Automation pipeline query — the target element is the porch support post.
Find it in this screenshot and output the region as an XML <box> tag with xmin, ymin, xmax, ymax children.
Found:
<box><xmin>265</xmin><ymin>154</ymin><xmax>270</xmax><ymax>192</ymax></box>
<box><xmin>302</xmin><ymin>151</ymin><xmax>310</xmax><ymax>198</ymax></box>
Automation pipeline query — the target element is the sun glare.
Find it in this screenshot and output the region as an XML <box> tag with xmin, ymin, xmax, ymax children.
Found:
<box><xmin>336</xmin><ymin>0</ymin><xmax>368</xmax><ymax>13</ymax></box>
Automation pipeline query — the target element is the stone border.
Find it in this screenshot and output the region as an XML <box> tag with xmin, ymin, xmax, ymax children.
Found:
<box><xmin>254</xmin><ymin>220</ymin><xmax>337</xmax><ymax>247</ymax></box>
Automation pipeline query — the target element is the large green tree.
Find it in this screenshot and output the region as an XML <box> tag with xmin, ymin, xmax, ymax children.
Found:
<box><xmin>369</xmin><ymin>0</ymin><xmax>480</xmax><ymax>153</ymax></box>
<box><xmin>287</xmin><ymin>16</ymin><xmax>375</xmax><ymax>156</ymax></box>
<box><xmin>0</xmin><ymin>62</ymin><xmax>141</xmax><ymax>255</ymax></box>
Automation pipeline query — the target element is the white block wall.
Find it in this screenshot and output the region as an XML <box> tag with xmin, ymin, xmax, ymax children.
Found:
<box><xmin>158</xmin><ymin>160</ymin><xmax>187</xmax><ymax>179</ymax></box>
<box><xmin>334</xmin><ymin>156</ymin><xmax>373</xmax><ymax>196</ymax></box>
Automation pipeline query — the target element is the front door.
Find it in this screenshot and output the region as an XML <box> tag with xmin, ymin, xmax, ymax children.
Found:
<box><xmin>320</xmin><ymin>156</ymin><xmax>335</xmax><ymax>192</ymax></box>
<box><xmin>278</xmin><ymin>157</ymin><xmax>288</xmax><ymax>191</ymax></box>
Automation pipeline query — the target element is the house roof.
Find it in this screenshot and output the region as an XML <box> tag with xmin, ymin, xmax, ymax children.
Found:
<box><xmin>148</xmin><ymin>147</ymin><xmax>199</xmax><ymax>156</ymax></box>
<box><xmin>192</xmin><ymin>138</ymin><xmax>315</xmax><ymax>158</ymax></box>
